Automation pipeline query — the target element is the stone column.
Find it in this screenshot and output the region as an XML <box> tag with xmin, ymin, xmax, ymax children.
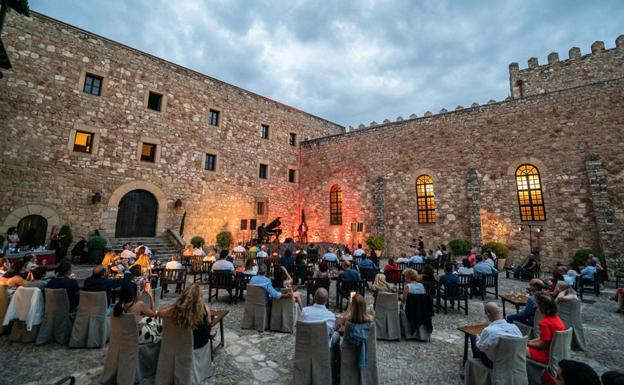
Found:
<box><xmin>585</xmin><ymin>154</ymin><xmax>620</xmax><ymax>256</ymax></box>
<box><xmin>467</xmin><ymin>169</ymin><xmax>483</xmax><ymax>249</ymax></box>
<box><xmin>373</xmin><ymin>176</ymin><xmax>386</xmax><ymax>238</ymax></box>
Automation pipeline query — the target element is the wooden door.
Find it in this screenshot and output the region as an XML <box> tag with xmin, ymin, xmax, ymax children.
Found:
<box><xmin>115</xmin><ymin>190</ymin><xmax>157</xmax><ymax>237</ymax></box>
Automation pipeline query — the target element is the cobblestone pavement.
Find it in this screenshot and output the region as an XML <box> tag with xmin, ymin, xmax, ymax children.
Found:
<box><xmin>2</xmin><ymin>272</ymin><xmax>623</xmax><ymax>385</ymax></box>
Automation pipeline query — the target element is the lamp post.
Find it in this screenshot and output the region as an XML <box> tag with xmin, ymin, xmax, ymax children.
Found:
<box><xmin>518</xmin><ymin>223</ymin><xmax>542</xmax><ymax>255</ymax></box>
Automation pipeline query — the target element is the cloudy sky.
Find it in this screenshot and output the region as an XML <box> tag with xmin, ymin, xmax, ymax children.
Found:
<box><xmin>30</xmin><ymin>0</ymin><xmax>624</xmax><ymax>127</ymax></box>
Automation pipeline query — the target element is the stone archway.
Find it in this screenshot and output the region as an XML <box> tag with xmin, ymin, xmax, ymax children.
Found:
<box><xmin>102</xmin><ymin>181</ymin><xmax>168</xmax><ymax>237</ymax></box>
<box><xmin>0</xmin><ymin>204</ymin><xmax>61</xmax><ymax>244</ymax></box>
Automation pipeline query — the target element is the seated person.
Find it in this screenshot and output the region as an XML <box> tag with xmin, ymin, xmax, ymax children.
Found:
<box><xmin>25</xmin><ymin>266</ymin><xmax>49</xmax><ymax>291</ymax></box>
<box><xmin>0</xmin><ymin>260</ymin><xmax>28</xmax><ymax>288</ymax></box>
<box><xmin>256</xmin><ymin>245</ymin><xmax>269</xmax><ymax>259</ymax></box>
<box><xmin>457</xmin><ymin>258</ymin><xmax>474</xmax><ymax>276</ymax></box>
<box><xmin>120</xmin><ymin>243</ymin><xmax>137</xmax><ymax>264</ymax></box>
<box><xmin>396</xmin><ymin>253</ymin><xmax>410</xmax><ymax>264</ymax></box>
<box><xmin>438</xmin><ymin>264</ymin><xmax>459</xmax><ymax>287</ymax></box>
<box><xmin>506</xmin><ymin>278</ymin><xmax>543</xmax><ymax>326</ymax></box>
<box><xmin>472</xmin><ymin>302</ymin><xmax>522</xmax><ymax>368</ymax></box>
<box><xmin>23</xmin><ymin>253</ymin><xmax>38</xmax><ymax>271</ymax></box>
<box><xmin>358</xmin><ymin>254</ymin><xmax>376</xmax><ymax>270</ymax></box>
<box><xmin>421</xmin><ymin>263</ymin><xmax>437</xmax><ymax>283</ymax></box>
<box><xmin>112</xmin><ymin>281</ymin><xmax>159</xmax><ymax>344</ymax></box>
<box><xmin>300</xmin><ymin>288</ymin><xmax>340</xmax><ymax>351</ymax></box>
<box><xmin>83</xmin><ymin>264</ymin><xmax>125</xmax><ymax>306</ymax></box>
<box><xmin>563</xmin><ymin>267</ymin><xmax>578</xmax><ymax>286</ymax></box>
<box><xmin>556</xmin><ymin>360</ymin><xmax>601</xmax><ymax>385</ymax></box>
<box><xmin>281</xmin><ymin>249</ymin><xmax>295</xmax><ymax>268</ymax></box>
<box><xmin>401</xmin><ymin>268</ymin><xmax>424</xmax><ymax>304</ymax></box>
<box><xmin>134</xmin><ymin>242</ymin><xmax>152</xmax><ymax>256</ymax></box>
<box><xmin>544</xmin><ymin>266</ymin><xmax>565</xmax><ymax>294</ymax></box>
<box><xmin>601</xmin><ymin>370</ymin><xmax>624</xmax><ymax>385</ymax></box>
<box><xmin>342</xmin><ymin>247</ymin><xmax>353</xmax><ymax>262</ymax></box>
<box><xmin>353</xmin><ymin>244</ymin><xmax>366</xmax><ymax>258</ymax></box>
<box><xmin>242</xmin><ymin>255</ymin><xmax>258</xmax><ymax>275</ymax></box>
<box><xmin>212</xmin><ymin>250</ymin><xmax>235</xmax><ymax>272</ymax></box>
<box><xmin>46</xmin><ymin>261</ymin><xmax>80</xmax><ymax>313</ymax></box>
<box><xmin>467</xmin><ymin>251</ymin><xmax>477</xmax><ymax>267</ymax></box>
<box><xmin>554</xmin><ymin>283</ymin><xmax>578</xmax><ymax>304</ymax></box>
<box><xmin>0</xmin><ymin>257</ymin><xmax>10</xmax><ymax>277</ymax></box>
<box><xmin>424</xmin><ymin>249</ymin><xmax>436</xmax><ymax>263</ymax></box>
<box><xmin>338</xmin><ymin>261</ymin><xmax>361</xmax><ymax>282</ymax></box>
<box><xmin>249</xmin><ymin>265</ymin><xmax>292</xmax><ymax>304</ymax></box>
<box><xmin>372</xmin><ymin>273</ymin><xmax>394</xmax><ymax>293</ymax></box>
<box><xmin>192</xmin><ymin>243</ymin><xmax>206</xmax><ymax>257</ymax></box>
<box><xmin>294</xmin><ymin>251</ymin><xmax>307</xmax><ymax>267</ymax></box>
<box><xmin>165</xmin><ymin>255</ymin><xmax>183</xmax><ymax>270</ymax></box>
<box><xmin>527</xmin><ymin>293</ymin><xmax>566</xmax><ymax>364</ymax></box>
<box><xmin>513</xmin><ymin>254</ymin><xmax>537</xmax><ymax>279</ymax></box>
<box><xmin>131</xmin><ymin>247</ymin><xmax>152</xmax><ymax>274</ymax></box>
<box><xmin>344</xmin><ymin>294</ymin><xmax>374</xmax><ymax>368</ymax></box>
<box><xmin>612</xmin><ymin>288</ymin><xmax>624</xmax><ymax>314</ymax></box>
<box><xmin>159</xmin><ymin>284</ymin><xmax>212</xmax><ymax>350</ymax></box>
<box><xmin>322</xmin><ymin>248</ymin><xmax>339</xmax><ymax>262</ymax></box>
<box><xmin>580</xmin><ymin>260</ymin><xmax>598</xmax><ymax>282</ymax></box>
<box><xmin>409</xmin><ymin>252</ymin><xmax>424</xmax><ymax>264</ymax></box>
<box><xmin>483</xmin><ymin>253</ymin><xmax>496</xmax><ymax>268</ymax></box>
<box><xmin>182</xmin><ymin>244</ymin><xmax>194</xmax><ymax>258</ymax></box>
<box><xmin>473</xmin><ymin>255</ymin><xmax>498</xmax><ymax>277</ymax></box>
<box><xmin>313</xmin><ymin>261</ymin><xmax>330</xmax><ymax>279</ymax></box>
<box><xmin>384</xmin><ymin>258</ymin><xmax>399</xmax><ymax>272</ymax></box>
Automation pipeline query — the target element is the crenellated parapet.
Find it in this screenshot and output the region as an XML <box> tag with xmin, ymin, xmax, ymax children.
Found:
<box><xmin>509</xmin><ymin>35</ymin><xmax>624</xmax><ymax>98</ymax></box>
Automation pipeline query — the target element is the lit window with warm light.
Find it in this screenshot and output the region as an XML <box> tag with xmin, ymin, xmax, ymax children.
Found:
<box><xmin>73</xmin><ymin>131</ymin><xmax>94</xmax><ymax>153</ymax></box>
<box><xmin>516</xmin><ymin>164</ymin><xmax>546</xmax><ymax>221</ymax></box>
<box><xmin>140</xmin><ymin>143</ymin><xmax>157</xmax><ymax>163</ymax></box>
<box><xmin>416</xmin><ymin>175</ymin><xmax>436</xmax><ymax>224</ymax></box>
<box><xmin>329</xmin><ymin>184</ymin><xmax>342</xmax><ymax>225</ymax></box>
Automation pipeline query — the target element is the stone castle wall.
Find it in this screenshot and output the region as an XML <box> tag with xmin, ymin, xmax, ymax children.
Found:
<box><xmin>300</xmin><ymin>78</ymin><xmax>624</xmax><ymax>265</ymax></box>
<box><xmin>0</xmin><ymin>13</ymin><xmax>343</xmax><ymax>244</ymax></box>
<box><xmin>509</xmin><ymin>35</ymin><xmax>624</xmax><ymax>98</ymax></box>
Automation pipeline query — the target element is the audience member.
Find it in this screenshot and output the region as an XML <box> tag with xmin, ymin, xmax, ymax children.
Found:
<box><xmin>612</xmin><ymin>288</ymin><xmax>624</xmax><ymax>313</ymax></box>
<box><xmin>25</xmin><ymin>266</ymin><xmax>48</xmax><ymax>291</ymax></box>
<box><xmin>514</xmin><ymin>253</ymin><xmax>537</xmax><ymax>279</ymax></box>
<box><xmin>342</xmin><ymin>247</ymin><xmax>353</xmax><ymax>262</ymax></box>
<box><xmin>131</xmin><ymin>247</ymin><xmax>151</xmax><ymax>273</ymax></box>
<box><xmin>46</xmin><ymin>261</ymin><xmax>80</xmax><ymax>312</ymax></box>
<box><xmin>438</xmin><ymin>264</ymin><xmax>459</xmax><ymax>287</ymax></box>
<box><xmin>256</xmin><ymin>245</ymin><xmax>268</xmax><ymax>259</ymax></box>
<box><xmin>159</xmin><ymin>284</ymin><xmax>212</xmax><ymax>350</ymax></box>
<box><xmin>467</xmin><ymin>250</ymin><xmax>477</xmax><ymax>267</ymax></box>
<box><xmin>322</xmin><ymin>248</ymin><xmax>339</xmax><ymax>262</ymax></box>
<box><xmin>474</xmin><ymin>255</ymin><xmax>498</xmax><ymax>277</ymax></box>
<box><xmin>358</xmin><ymin>254</ymin><xmax>376</xmax><ymax>270</ymax></box>
<box><xmin>314</xmin><ymin>261</ymin><xmax>330</xmax><ymax>279</ymax></box>
<box><xmin>401</xmin><ymin>268</ymin><xmax>424</xmax><ymax>303</ymax></box>
<box><xmin>457</xmin><ymin>258</ymin><xmax>474</xmax><ymax>276</ymax></box>
<box><xmin>372</xmin><ymin>273</ymin><xmax>394</xmax><ymax>293</ymax></box>
<box><xmin>506</xmin><ymin>278</ymin><xmax>543</xmax><ymax>326</ymax></box>
<box><xmin>338</xmin><ymin>261</ymin><xmax>361</xmax><ymax>281</ymax></box>
<box><xmin>120</xmin><ymin>243</ymin><xmax>136</xmax><ymax>263</ymax></box>
<box><xmin>396</xmin><ymin>253</ymin><xmax>410</xmax><ymax>264</ymax></box>
<box><xmin>165</xmin><ymin>255</ymin><xmax>183</xmax><ymax>270</ymax></box>
<box><xmin>421</xmin><ymin>263</ymin><xmax>436</xmax><ymax>282</ymax></box>
<box><xmin>83</xmin><ymin>265</ymin><xmax>125</xmax><ymax>306</ymax></box>
<box><xmin>212</xmin><ymin>250</ymin><xmax>235</xmax><ymax>272</ymax></box>
<box><xmin>384</xmin><ymin>258</ymin><xmax>398</xmax><ymax>272</ymax></box>
<box><xmin>555</xmin><ymin>359</ymin><xmax>601</xmax><ymax>385</ymax></box>
<box><xmin>300</xmin><ymin>288</ymin><xmax>339</xmax><ymax>345</ymax></box>
<box><xmin>554</xmin><ymin>283</ymin><xmax>578</xmax><ymax>304</ymax></box>
<box><xmin>112</xmin><ymin>281</ymin><xmax>160</xmax><ymax>344</ymax></box>
<box><xmin>528</xmin><ymin>293</ymin><xmax>566</xmax><ymax>364</ymax></box>
<box><xmin>353</xmin><ymin>244</ymin><xmax>366</xmax><ymax>258</ymax></box>
<box><xmin>0</xmin><ymin>260</ymin><xmax>27</xmax><ymax>288</ymax></box>
<box><xmin>249</xmin><ymin>265</ymin><xmax>292</xmax><ymax>304</ymax></box>
<box><xmin>23</xmin><ymin>253</ymin><xmax>38</xmax><ymax>271</ymax></box>
<box><xmin>601</xmin><ymin>370</ymin><xmax>624</xmax><ymax>385</ymax></box>
<box><xmin>281</xmin><ymin>249</ymin><xmax>295</xmax><ymax>268</ymax></box>
<box><xmin>344</xmin><ymin>294</ymin><xmax>374</xmax><ymax>369</ymax></box>
<box><xmin>409</xmin><ymin>251</ymin><xmax>424</xmax><ymax>264</ymax></box>
<box><xmin>243</xmin><ymin>255</ymin><xmax>258</xmax><ymax>275</ymax></box>
<box><xmin>580</xmin><ymin>260</ymin><xmax>598</xmax><ymax>283</ymax></box>
<box><xmin>134</xmin><ymin>242</ymin><xmax>152</xmax><ymax>256</ymax></box>
<box><xmin>472</xmin><ymin>302</ymin><xmax>522</xmax><ymax>368</ymax></box>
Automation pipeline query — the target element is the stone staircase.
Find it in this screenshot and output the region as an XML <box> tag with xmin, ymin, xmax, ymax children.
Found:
<box><xmin>108</xmin><ymin>235</ymin><xmax>181</xmax><ymax>262</ymax></box>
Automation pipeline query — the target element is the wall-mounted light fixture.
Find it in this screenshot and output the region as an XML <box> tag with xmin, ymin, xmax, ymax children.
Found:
<box><xmin>174</xmin><ymin>199</ymin><xmax>183</xmax><ymax>208</ymax></box>
<box><xmin>91</xmin><ymin>192</ymin><xmax>102</xmax><ymax>204</ymax></box>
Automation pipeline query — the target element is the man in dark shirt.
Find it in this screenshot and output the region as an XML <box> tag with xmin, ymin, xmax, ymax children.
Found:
<box><xmin>281</xmin><ymin>249</ymin><xmax>295</xmax><ymax>268</ymax></box>
<box><xmin>439</xmin><ymin>264</ymin><xmax>459</xmax><ymax>287</ymax></box>
<box><xmin>46</xmin><ymin>261</ymin><xmax>80</xmax><ymax>312</ymax></box>
<box><xmin>338</xmin><ymin>261</ymin><xmax>361</xmax><ymax>281</ymax></box>
<box><xmin>83</xmin><ymin>264</ymin><xmax>125</xmax><ymax>306</ymax></box>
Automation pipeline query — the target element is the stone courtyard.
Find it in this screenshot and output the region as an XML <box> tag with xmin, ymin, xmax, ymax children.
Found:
<box><xmin>1</xmin><ymin>268</ymin><xmax>622</xmax><ymax>385</ymax></box>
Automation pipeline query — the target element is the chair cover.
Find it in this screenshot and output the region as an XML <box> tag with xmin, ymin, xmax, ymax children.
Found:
<box><xmin>374</xmin><ymin>292</ymin><xmax>400</xmax><ymax>341</ymax></box>
<box><xmin>69</xmin><ymin>291</ymin><xmax>109</xmax><ymax>348</ymax></box>
<box><xmin>464</xmin><ymin>336</ymin><xmax>528</xmax><ymax>385</ymax></box>
<box><xmin>155</xmin><ymin>317</ymin><xmax>213</xmax><ymax>385</ymax></box>
<box><xmin>532</xmin><ymin>308</ymin><xmax>544</xmax><ymax>339</ymax></box>
<box><xmin>0</xmin><ymin>285</ymin><xmax>10</xmax><ymax>335</ymax></box>
<box><xmin>527</xmin><ymin>328</ymin><xmax>572</xmax><ymax>385</ymax></box>
<box><xmin>101</xmin><ymin>314</ymin><xmax>140</xmax><ymax>385</ymax></box>
<box><xmin>340</xmin><ymin>323</ymin><xmax>379</xmax><ymax>385</ymax></box>
<box><xmin>513</xmin><ymin>321</ymin><xmax>533</xmax><ymax>338</ymax></box>
<box><xmin>36</xmin><ymin>288</ymin><xmax>72</xmax><ymax>345</ymax></box>
<box><xmin>270</xmin><ymin>296</ymin><xmax>300</xmax><ymax>333</ymax></box>
<box><xmin>557</xmin><ymin>299</ymin><xmax>587</xmax><ymax>351</ymax></box>
<box><xmin>3</xmin><ymin>287</ymin><xmax>43</xmax><ymax>342</ymax></box>
<box><xmin>400</xmin><ymin>294</ymin><xmax>433</xmax><ymax>341</ymax></box>
<box><xmin>140</xmin><ymin>287</ymin><xmax>162</xmax><ymax>310</ymax></box>
<box><xmin>241</xmin><ymin>285</ymin><xmax>268</xmax><ymax>332</ymax></box>
<box><xmin>293</xmin><ymin>321</ymin><xmax>332</xmax><ymax>385</ymax></box>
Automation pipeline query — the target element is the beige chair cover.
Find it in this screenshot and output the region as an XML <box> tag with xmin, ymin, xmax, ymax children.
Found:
<box><xmin>155</xmin><ymin>317</ymin><xmax>213</xmax><ymax>385</ymax></box>
<box><xmin>374</xmin><ymin>292</ymin><xmax>400</xmax><ymax>341</ymax></box>
<box><xmin>0</xmin><ymin>285</ymin><xmax>9</xmax><ymax>335</ymax></box>
<box><xmin>532</xmin><ymin>308</ymin><xmax>543</xmax><ymax>339</ymax></box>
<box><xmin>36</xmin><ymin>288</ymin><xmax>72</xmax><ymax>345</ymax></box>
<box><xmin>140</xmin><ymin>287</ymin><xmax>162</xmax><ymax>309</ymax></box>
<box><xmin>293</xmin><ymin>321</ymin><xmax>332</xmax><ymax>385</ymax></box>
<box><xmin>340</xmin><ymin>323</ymin><xmax>379</xmax><ymax>385</ymax></box>
<box><xmin>464</xmin><ymin>336</ymin><xmax>529</xmax><ymax>385</ymax></box>
<box><xmin>557</xmin><ymin>299</ymin><xmax>586</xmax><ymax>351</ymax></box>
<box><xmin>270</xmin><ymin>296</ymin><xmax>300</xmax><ymax>333</ymax></box>
<box><xmin>399</xmin><ymin>310</ymin><xmax>431</xmax><ymax>341</ymax></box>
<box><xmin>527</xmin><ymin>328</ymin><xmax>572</xmax><ymax>385</ymax></box>
<box><xmin>241</xmin><ymin>285</ymin><xmax>268</xmax><ymax>332</ymax></box>
<box><xmin>101</xmin><ymin>314</ymin><xmax>140</xmax><ymax>385</ymax></box>
<box><xmin>4</xmin><ymin>287</ymin><xmax>43</xmax><ymax>343</ymax></box>
<box><xmin>69</xmin><ymin>291</ymin><xmax>109</xmax><ymax>348</ymax></box>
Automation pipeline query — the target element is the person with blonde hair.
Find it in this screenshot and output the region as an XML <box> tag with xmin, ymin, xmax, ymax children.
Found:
<box><xmin>345</xmin><ymin>294</ymin><xmax>374</xmax><ymax>369</ymax></box>
<box><xmin>372</xmin><ymin>273</ymin><xmax>394</xmax><ymax>293</ymax></box>
<box><xmin>401</xmin><ymin>268</ymin><xmax>424</xmax><ymax>303</ymax></box>
<box><xmin>158</xmin><ymin>284</ymin><xmax>212</xmax><ymax>350</ymax></box>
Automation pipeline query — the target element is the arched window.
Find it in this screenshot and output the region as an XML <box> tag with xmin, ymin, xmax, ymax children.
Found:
<box><xmin>329</xmin><ymin>185</ymin><xmax>342</xmax><ymax>225</ymax></box>
<box><xmin>17</xmin><ymin>215</ymin><xmax>48</xmax><ymax>248</ymax></box>
<box><xmin>515</xmin><ymin>164</ymin><xmax>546</xmax><ymax>221</ymax></box>
<box><xmin>416</xmin><ymin>175</ymin><xmax>436</xmax><ymax>223</ymax></box>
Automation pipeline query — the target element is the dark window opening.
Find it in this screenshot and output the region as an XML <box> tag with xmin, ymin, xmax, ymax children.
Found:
<box><xmin>250</xmin><ymin>219</ymin><xmax>257</xmax><ymax>230</ymax></box>
<box><xmin>257</xmin><ymin>202</ymin><xmax>265</xmax><ymax>216</ymax></box>
<box><xmin>288</xmin><ymin>169</ymin><xmax>296</xmax><ymax>183</ymax></box>
<box><xmin>147</xmin><ymin>91</ymin><xmax>163</xmax><ymax>111</ymax></box>
<box><xmin>205</xmin><ymin>153</ymin><xmax>216</xmax><ymax>171</ymax></box>
<box><xmin>209</xmin><ymin>109</ymin><xmax>220</xmax><ymax>126</ymax></box>
<box><xmin>261</xmin><ymin>124</ymin><xmax>269</xmax><ymax>139</ymax></box>
<box><xmin>259</xmin><ymin>164</ymin><xmax>268</xmax><ymax>179</ymax></box>
<box><xmin>83</xmin><ymin>73</ymin><xmax>103</xmax><ymax>96</ymax></box>
<box><xmin>240</xmin><ymin>219</ymin><xmax>248</xmax><ymax>230</ymax></box>
<box><xmin>289</xmin><ymin>133</ymin><xmax>297</xmax><ymax>146</ymax></box>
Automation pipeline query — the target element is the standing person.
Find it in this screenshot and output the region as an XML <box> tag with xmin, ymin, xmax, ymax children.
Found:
<box><xmin>112</xmin><ymin>281</ymin><xmax>160</xmax><ymax>344</ymax></box>
<box><xmin>471</xmin><ymin>302</ymin><xmax>522</xmax><ymax>368</ymax></box>
<box><xmin>71</xmin><ymin>237</ymin><xmax>88</xmax><ymax>263</ymax></box>
<box><xmin>527</xmin><ymin>294</ymin><xmax>566</xmax><ymax>364</ymax></box>
<box><xmin>417</xmin><ymin>236</ymin><xmax>425</xmax><ymax>255</ymax></box>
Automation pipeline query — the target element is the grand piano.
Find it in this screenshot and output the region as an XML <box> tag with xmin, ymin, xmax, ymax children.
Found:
<box><xmin>257</xmin><ymin>217</ymin><xmax>282</xmax><ymax>243</ymax></box>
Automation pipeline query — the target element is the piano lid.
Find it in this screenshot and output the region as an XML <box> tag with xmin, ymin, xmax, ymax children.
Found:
<box><xmin>265</xmin><ymin>217</ymin><xmax>282</xmax><ymax>230</ymax></box>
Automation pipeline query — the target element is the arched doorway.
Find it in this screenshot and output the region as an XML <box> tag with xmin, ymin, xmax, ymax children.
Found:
<box><xmin>17</xmin><ymin>215</ymin><xmax>48</xmax><ymax>248</ymax></box>
<box><xmin>115</xmin><ymin>190</ymin><xmax>158</xmax><ymax>237</ymax></box>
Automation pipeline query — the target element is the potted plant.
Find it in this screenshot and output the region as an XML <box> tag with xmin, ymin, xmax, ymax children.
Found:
<box><xmin>57</xmin><ymin>224</ymin><xmax>73</xmax><ymax>259</ymax></box>
<box><xmin>482</xmin><ymin>241</ymin><xmax>510</xmax><ymax>270</ymax></box>
<box><xmin>190</xmin><ymin>236</ymin><xmax>206</xmax><ymax>248</ymax></box>
<box><xmin>448</xmin><ymin>239</ymin><xmax>471</xmax><ymax>257</ymax></box>
<box><xmin>87</xmin><ymin>235</ymin><xmax>108</xmax><ymax>264</ymax></box>
<box><xmin>216</xmin><ymin>231</ymin><xmax>233</xmax><ymax>250</ymax></box>
<box><xmin>365</xmin><ymin>234</ymin><xmax>385</xmax><ymax>257</ymax></box>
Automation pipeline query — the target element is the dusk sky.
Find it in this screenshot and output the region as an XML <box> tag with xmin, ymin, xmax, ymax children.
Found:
<box><xmin>30</xmin><ymin>0</ymin><xmax>624</xmax><ymax>127</ymax></box>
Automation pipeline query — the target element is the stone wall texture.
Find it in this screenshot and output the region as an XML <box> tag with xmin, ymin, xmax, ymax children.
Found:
<box><xmin>1</xmin><ymin>12</ymin><xmax>623</xmax><ymax>268</ymax></box>
<box><xmin>0</xmin><ymin>13</ymin><xmax>343</xmax><ymax>245</ymax></box>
